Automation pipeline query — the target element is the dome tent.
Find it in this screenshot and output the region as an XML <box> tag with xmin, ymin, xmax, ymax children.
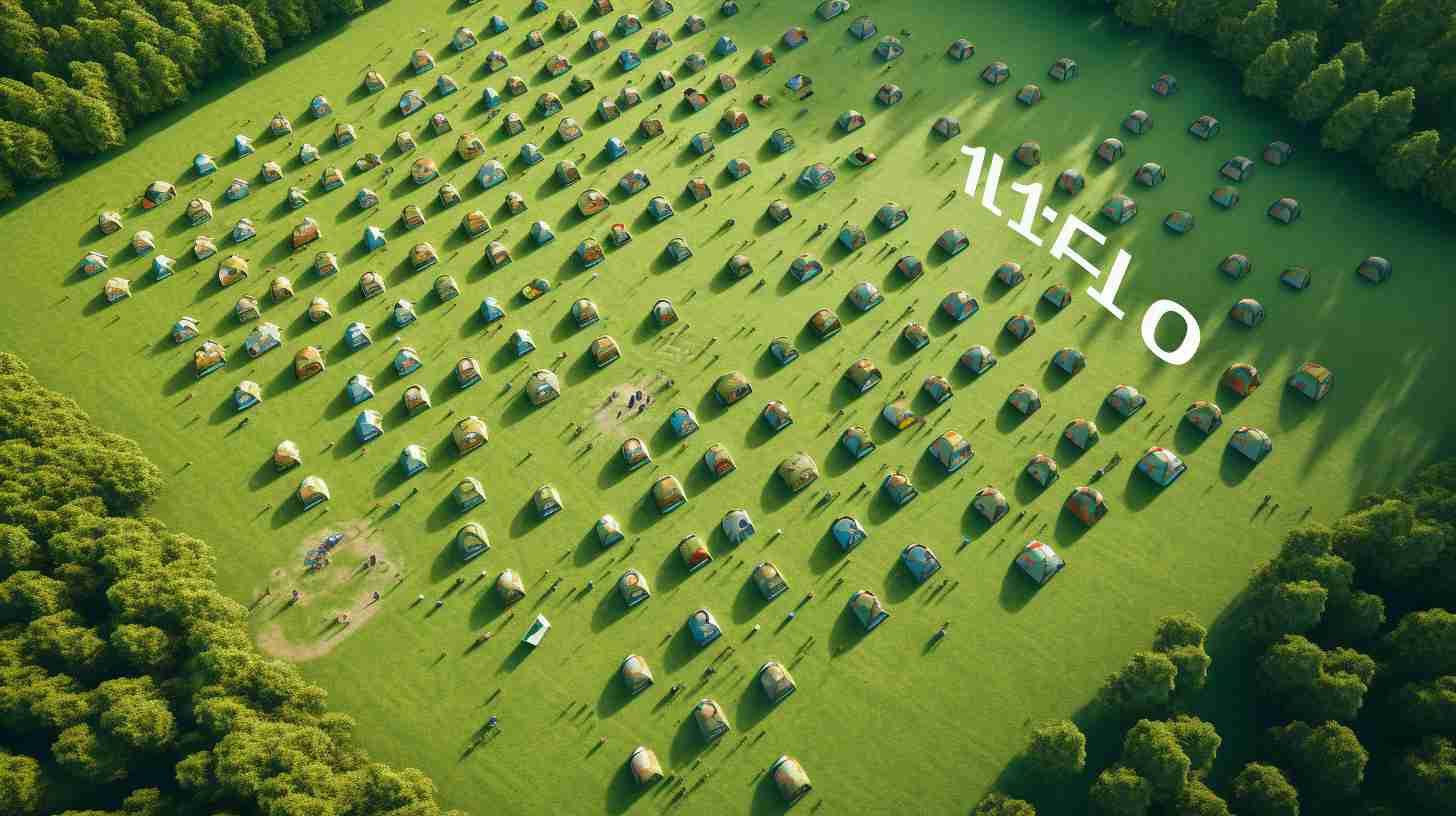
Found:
<box><xmin>848</xmin><ymin>280</ymin><xmax>883</xmax><ymax>311</ymax></box>
<box><xmin>932</xmin><ymin>116</ymin><xmax>961</xmax><ymax>139</ymax></box>
<box><xmin>777</xmin><ymin>452</ymin><xmax>819</xmax><ymax>493</ymax></box>
<box><xmin>273</xmin><ymin>440</ymin><xmax>301</xmax><ymax>471</ymax></box>
<box><xmin>881</xmin><ymin>471</ymin><xmax>918</xmax><ymax>505</ymax></box>
<box><xmin>876</xmin><ymin>202</ymin><xmax>909</xmax><ymax>230</ymax></box>
<box><xmin>1016</xmin><ymin>540</ymin><xmax>1064</xmax><ymax>585</ymax></box>
<box><xmin>714</xmin><ymin>371</ymin><xmax>752</xmax><ymax>405</ymax></box>
<box><xmin>798</xmin><ymin>162</ymin><xmax>836</xmax><ymax>191</ymax></box>
<box><xmin>849</xmin><ymin>15</ymin><xmax>877</xmax><ymax>39</ymax></box>
<box><xmin>354</xmin><ymin>410</ymin><xmax>382</xmax><ymax>440</ymax></box>
<box><xmin>1151</xmin><ymin>73</ymin><xmax>1177</xmax><ymax>95</ymax></box>
<box><xmin>1137</xmin><ymin>446</ymin><xmax>1187</xmax><ymax>486</ymax></box>
<box><xmin>1005</xmin><ymin>313</ymin><xmax>1036</xmax><ymax>341</ymax></box>
<box><xmin>922</xmin><ymin>374</ymin><xmax>953</xmax><ymax>405</ymax></box>
<box><xmin>948</xmin><ymin>38</ymin><xmax>975</xmax><ymax>61</ymax></box>
<box><xmin>722</xmin><ymin>510</ymin><xmax>756</xmax><ymax>545</ymax></box>
<box><xmin>1101</xmin><ymin>194</ymin><xmax>1137</xmax><ymax>224</ymax></box>
<box><xmin>937</xmin><ymin>228</ymin><xmax>970</xmax><ymax>256</ymax></box>
<box><xmin>618</xmin><ymin>569</ymin><xmax>650</xmax><ymax>606</ymax></box>
<box><xmin>929</xmin><ymin>431</ymin><xmax>973</xmax><ymax>472</ymax></box>
<box><xmin>1096</xmin><ymin>138</ymin><xmax>1124</xmax><ymax>163</ymax></box>
<box><xmin>1164</xmin><ymin>210</ymin><xmax>1195</xmax><ymax>233</ymax></box>
<box><xmin>1007</xmin><ymin>384</ymin><xmax>1042</xmax><ymax>415</ymax></box>
<box><xmin>769</xmin><ymin>337</ymin><xmax>799</xmax><ymax>365</ymax></box>
<box><xmin>1183</xmin><ymin>401</ymin><xmax>1223</xmax><ymax>434</ymax></box>
<box><xmin>1281</xmin><ymin>266</ymin><xmax>1312</xmax><ymax>289</ymax></box>
<box><xmin>972</xmin><ymin>486</ymin><xmax>1012</xmax><ymax>525</ymax></box>
<box><xmin>1221</xmin><ymin>362</ymin><xmax>1262</xmax><ymax>396</ymax></box>
<box><xmin>843</xmin><ymin>357</ymin><xmax>881</xmax><ymax>392</ymax></box>
<box><xmin>1210</xmin><ymin>186</ymin><xmax>1240</xmax><ymax>208</ymax></box>
<box><xmin>847</xmin><ymin>590</ymin><xmax>889</xmax><ymax>631</ymax></box>
<box><xmin>1289</xmin><ymin>362</ymin><xmax>1333</xmax><ymax>401</ymax></box>
<box><xmin>620</xmin><ymin>655</ymin><xmax>653</xmax><ymax>695</ymax></box>
<box><xmin>831</xmin><ymin>516</ymin><xmax>868</xmax><ymax>551</ymax></box>
<box><xmin>1049</xmin><ymin>57</ymin><xmax>1078</xmax><ymax>80</ymax></box>
<box><xmin>895</xmin><ymin>255</ymin><xmax>923</xmax><ymax>280</ymax></box>
<box><xmin>1105</xmin><ymin>384</ymin><xmax>1146</xmax><ymax>417</ymax></box>
<box><xmin>881</xmin><ymin>399</ymin><xmax>917</xmax><ymax>430</ymax></box>
<box><xmin>758</xmin><ymin>659</ymin><xmax>796</xmax><ymax>703</ymax></box>
<box><xmin>1229</xmin><ymin>298</ymin><xmax>1265</xmax><ymax>327</ymax></box>
<box><xmin>1065</xmin><ymin>486</ymin><xmax>1108</xmax><ymax>526</ymax></box>
<box><xmin>1267</xmin><ymin>197</ymin><xmax>1301</xmax><ymax>224</ymax></box>
<box><xmin>496</xmin><ymin>569</ymin><xmax>526</xmax><ymax>605</ymax></box>
<box><xmin>1220</xmin><ymin>254</ymin><xmax>1253</xmax><ymax>279</ymax></box>
<box><xmin>960</xmin><ymin>344</ymin><xmax>997</xmax><ymax>375</ymax></box>
<box><xmin>1357</xmin><ymin>256</ymin><xmax>1392</xmax><ymax>283</ymax></box>
<box><xmin>901</xmin><ymin>544</ymin><xmax>943</xmax><ymax>583</ymax></box>
<box><xmin>839</xmin><ymin>425</ymin><xmax>876</xmax><ymax>459</ymax></box>
<box><xmin>1221</xmin><ymin>156</ymin><xmax>1254</xmax><ymax>181</ymax></box>
<box><xmin>761</xmin><ymin>400</ymin><xmax>793</xmax><ymax>432</ymax></box>
<box><xmin>686</xmin><ymin>608</ymin><xmax>722</xmax><ymax>646</ymax></box>
<box><xmin>678</xmin><ymin>534</ymin><xmax>710</xmax><ymax>571</ymax></box>
<box><xmin>1015</xmin><ymin>84</ymin><xmax>1042</xmax><ymax>105</ymax></box>
<box><xmin>877</xmin><ymin>83</ymin><xmax>903</xmax><ymax>105</ymax></box>
<box><xmin>297</xmin><ymin>476</ymin><xmax>330</xmax><ymax>509</ymax></box>
<box><xmin>703</xmin><ymin>443</ymin><xmax>736</xmax><ymax>479</ymax></box>
<box><xmin>1014</xmin><ymin>141</ymin><xmax>1041</xmax><ymax>166</ymax></box>
<box><xmin>1025</xmin><ymin>453</ymin><xmax>1059</xmax><ymax>487</ymax></box>
<box><xmin>1264</xmin><ymin>141</ymin><xmax>1295</xmax><ymax>165</ymax></box>
<box><xmin>1062</xmin><ymin>418</ymin><xmax>1100</xmax><ymax>450</ymax></box>
<box><xmin>1057</xmin><ymin>169</ymin><xmax>1085</xmax><ymax>193</ymax></box>
<box><xmin>453</xmin><ymin>477</ymin><xmax>486</xmax><ymax>510</ymax></box>
<box><xmin>1188</xmin><ymin>114</ymin><xmax>1220</xmax><ymax>139</ymax></box>
<box><xmin>1229</xmin><ymin>426</ymin><xmax>1273</xmax><ymax>463</ymax></box>
<box><xmin>1051</xmin><ymin>347</ymin><xmax>1086</xmax><ymax>376</ymax></box>
<box><xmin>1122</xmin><ymin>109</ymin><xmax>1151</xmax><ymax>134</ymax></box>
<box><xmin>452</xmin><ymin>416</ymin><xmax>488</xmax><ymax>453</ymax></box>
<box><xmin>596</xmin><ymin>515</ymin><xmax>625</xmax><ymax>549</ymax></box>
<box><xmin>981</xmin><ymin>61</ymin><xmax>1010</xmax><ymax>84</ymax></box>
<box><xmin>1135</xmin><ymin>161</ymin><xmax>1166</xmax><ymax>187</ymax></box>
<box><xmin>532</xmin><ymin>484</ymin><xmax>564</xmax><ymax>518</ymax></box>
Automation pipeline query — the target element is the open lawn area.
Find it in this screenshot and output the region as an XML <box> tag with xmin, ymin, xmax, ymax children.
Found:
<box><xmin>1</xmin><ymin>0</ymin><xmax>1453</xmax><ymax>813</ymax></box>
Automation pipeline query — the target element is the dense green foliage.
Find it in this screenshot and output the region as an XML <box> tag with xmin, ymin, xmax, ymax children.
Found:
<box><xmin>0</xmin><ymin>0</ymin><xmax>376</xmax><ymax>200</ymax></box>
<box><xmin>0</xmin><ymin>353</ymin><xmax>454</xmax><ymax>816</ymax></box>
<box><xmin>1090</xmin><ymin>0</ymin><xmax>1456</xmax><ymax>215</ymax></box>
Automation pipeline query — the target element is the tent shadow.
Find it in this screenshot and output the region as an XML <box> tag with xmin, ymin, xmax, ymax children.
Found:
<box><xmin>1170</xmin><ymin>420</ymin><xmax>1208</xmax><ymax>456</ymax></box>
<box><xmin>1013</xmin><ymin>471</ymin><xmax>1050</xmax><ymax>504</ymax></box>
<box><xmin>662</xmin><ymin>624</ymin><xmax>703</xmax><ymax>673</ymax></box>
<box><xmin>864</xmin><ymin>487</ymin><xmax>907</xmax><ymax>524</ymax></box>
<box><xmin>496</xmin><ymin>640</ymin><xmax>533</xmax><ymax>674</ymax></box>
<box><xmin>424</xmin><ymin>492</ymin><xmax>457</xmax><ymax>533</ymax></box>
<box><xmin>881</xmin><ymin>559</ymin><xmax>920</xmax><ymax>604</ymax></box>
<box><xmin>602</xmin><ymin>762</ymin><xmax>648</xmax><ymax>816</ymax></box>
<box><xmin>508</xmin><ymin>496</ymin><xmax>545</xmax><ymax>537</ymax></box>
<box><xmin>652</xmin><ymin>540</ymin><xmax>692</xmax><ymax>596</ymax></box>
<box><xmin>998</xmin><ymin>562</ymin><xmax>1038</xmax><ymax>612</ymax></box>
<box><xmin>248</xmin><ymin>459</ymin><xmax>286</xmax><ymax>490</ymax></box>
<box><xmin>428</xmin><ymin>533</ymin><xmax>466</xmax><ymax>582</ymax></box>
<box><xmin>667</xmin><ymin>711</ymin><xmax>707</xmax><ymax>766</ymax></box>
<box><xmin>589</xmin><ymin>583</ymin><xmax>630</xmax><ymax>632</ymax></box>
<box><xmin>729</xmin><ymin>571</ymin><xmax>766</xmax><ymax>624</ymax></box>
<box><xmin>626</xmin><ymin>493</ymin><xmax>666</xmax><ymax>533</ymax></box>
<box><xmin>574</xmin><ymin>528</ymin><xmax>607</xmax><ymax>567</ymax></box>
<box><xmin>1041</xmin><ymin>362</ymin><xmax>1074</xmax><ymax>392</ymax></box>
<box><xmin>1219</xmin><ymin>446</ymin><xmax>1256</xmax><ymax>486</ymax></box>
<box><xmin>822</xmin><ymin>439</ymin><xmax>863</xmax><ymax>478</ymax></box>
<box><xmin>1052</xmin><ymin>504</ymin><xmax>1093</xmax><ymax>546</ymax></box>
<box><xmin>827</xmin><ymin>602</ymin><xmax>868</xmax><ymax>658</ymax></box>
<box><xmin>734</xmin><ymin>676</ymin><xmax>776</xmax><ymax>732</ymax></box>
<box><xmin>996</xmin><ymin>402</ymin><xmax>1032</xmax><ymax>434</ymax></box>
<box><xmin>1124</xmin><ymin>466</ymin><xmax>1166</xmax><ymax>511</ymax></box>
<box><xmin>1095</xmin><ymin>402</ymin><xmax>1129</xmax><ymax>434</ymax></box>
<box><xmin>595</xmin><ymin>671</ymin><xmax>638</xmax><ymax>719</ymax></box>
<box><xmin>742</xmin><ymin>414</ymin><xmax>778</xmax><ymax>451</ymax></box>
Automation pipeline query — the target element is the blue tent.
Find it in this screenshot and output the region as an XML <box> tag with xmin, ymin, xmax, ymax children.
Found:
<box><xmin>399</xmin><ymin>445</ymin><xmax>429</xmax><ymax>476</ymax></box>
<box><xmin>618</xmin><ymin>49</ymin><xmax>642</xmax><ymax>70</ymax></box>
<box><xmin>715</xmin><ymin>35</ymin><xmax>738</xmax><ymax>56</ymax></box>
<box><xmin>831</xmin><ymin>515</ymin><xmax>868</xmax><ymax>551</ymax></box>
<box><xmin>364</xmin><ymin>226</ymin><xmax>387</xmax><ymax>250</ymax></box>
<box><xmin>345</xmin><ymin>374</ymin><xmax>375</xmax><ymax>404</ymax></box>
<box><xmin>234</xmin><ymin>134</ymin><xmax>254</xmax><ymax>157</ymax></box>
<box><xmin>354</xmin><ymin>410</ymin><xmax>384</xmax><ymax>442</ymax></box>
<box><xmin>480</xmin><ymin>296</ymin><xmax>506</xmax><ymax>323</ymax></box>
<box><xmin>604</xmin><ymin>137</ymin><xmax>628</xmax><ymax>161</ymax></box>
<box><xmin>797</xmin><ymin>163</ymin><xmax>836</xmax><ymax>191</ymax></box>
<box><xmin>344</xmin><ymin>321</ymin><xmax>371</xmax><ymax>349</ymax></box>
<box><xmin>482</xmin><ymin>87</ymin><xmax>503</xmax><ymax>109</ymax></box>
<box><xmin>194</xmin><ymin>153</ymin><xmax>217</xmax><ymax>176</ymax></box>
<box><xmin>477</xmin><ymin>160</ymin><xmax>507</xmax><ymax>189</ymax></box>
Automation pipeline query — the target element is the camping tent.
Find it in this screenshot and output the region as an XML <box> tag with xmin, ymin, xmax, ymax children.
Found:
<box><xmin>769</xmin><ymin>337</ymin><xmax>799</xmax><ymax>365</ymax></box>
<box><xmin>297</xmin><ymin>476</ymin><xmax>330</xmax><ymax>509</ymax></box>
<box><xmin>901</xmin><ymin>544</ymin><xmax>943</xmax><ymax>583</ymax></box>
<box><xmin>1007</xmin><ymin>384</ymin><xmax>1042</xmax><ymax>415</ymax></box>
<box><xmin>704</xmin><ymin>443</ymin><xmax>736</xmax><ymax>478</ymax></box>
<box><xmin>233</xmin><ymin>381</ymin><xmax>262</xmax><ymax>411</ymax></box>
<box><xmin>877</xmin><ymin>83</ymin><xmax>903</xmax><ymax>105</ymax></box>
<box><xmin>590</xmin><ymin>336</ymin><xmax>621</xmax><ymax>367</ymax></box>
<box><xmin>817</xmin><ymin>0</ymin><xmax>850</xmax><ymax>18</ymax></box>
<box><xmin>142</xmin><ymin>181</ymin><xmax>176</xmax><ymax>208</ymax></box>
<box><xmin>902</xmin><ymin>322</ymin><xmax>930</xmax><ymax>350</ymax></box>
<box><xmin>104</xmin><ymin>277</ymin><xmax>134</xmax><ymax>303</ymax></box>
<box><xmin>882</xmin><ymin>472</ymin><xmax>918</xmax><ymax>505</ymax></box>
<box><xmin>171</xmin><ymin>317</ymin><xmax>199</xmax><ymax>345</ymax></box>
<box><xmin>761</xmin><ymin>401</ymin><xmax>793</xmax><ymax>432</ymax></box>
<box><xmin>1267</xmin><ymin>197</ymin><xmax>1301</xmax><ymax>224</ymax></box>
<box><xmin>1264</xmin><ymin>141</ymin><xmax>1295</xmax><ymax>165</ymax></box>
<box><xmin>402</xmin><ymin>383</ymin><xmax>431</xmax><ymax>415</ymax></box>
<box><xmin>1221</xmin><ymin>156</ymin><xmax>1255</xmax><ymax>181</ymax></box>
<box><xmin>798</xmin><ymin>162</ymin><xmax>836</xmax><ymax>191</ymax></box>
<box><xmin>961</xmin><ymin>345</ymin><xmax>997</xmax><ymax>375</ymax></box>
<box><xmin>789</xmin><ymin>254</ymin><xmax>822</xmax><ymax>282</ymax></box>
<box><xmin>1222</xmin><ymin>362</ymin><xmax>1262</xmax><ymax>396</ymax></box>
<box><xmin>783</xmin><ymin>26</ymin><xmax>808</xmax><ymax>48</ymax></box>
<box><xmin>843</xmin><ymin>358</ymin><xmax>882</xmax><ymax>393</ymax></box>
<box><xmin>398</xmin><ymin>444</ymin><xmax>429</xmax><ymax>477</ymax></box>
<box><xmin>1229</xmin><ymin>298</ymin><xmax>1265</xmax><ymax>327</ymax></box>
<box><xmin>618</xmin><ymin>569</ymin><xmax>650</xmax><ymax>606</ymax></box>
<box><xmin>1065</xmin><ymin>486</ymin><xmax>1108</xmax><ymax>525</ymax></box>
<box><xmin>651</xmin><ymin>297</ymin><xmax>679</xmax><ymax>326</ymax></box>
<box><xmin>294</xmin><ymin>346</ymin><xmax>325</xmax><ymax>380</ymax></box>
<box><xmin>344</xmin><ymin>321</ymin><xmax>372</xmax><ymax>350</ymax></box>
<box><xmin>1016</xmin><ymin>84</ymin><xmax>1042</xmax><ymax>105</ymax></box>
<box><xmin>1057</xmin><ymin>169</ymin><xmax>1086</xmax><ymax>193</ymax></box>
<box><xmin>393</xmin><ymin>346</ymin><xmax>423</xmax><ymax>376</ymax></box>
<box><xmin>98</xmin><ymin>211</ymin><xmax>122</xmax><ymax>234</ymax></box>
<box><xmin>777</xmin><ymin>453</ymin><xmax>820</xmax><ymax>493</ymax></box>
<box><xmin>1219</xmin><ymin>254</ymin><xmax>1252</xmax><ymax>279</ymax></box>
<box><xmin>714</xmin><ymin>371</ymin><xmax>752</xmax><ymax>405</ymax></box>
<box><xmin>848</xmin><ymin>280</ymin><xmax>883</xmax><ymax>311</ymax></box>
<box><xmin>849</xmin><ymin>15</ymin><xmax>877</xmax><ymax>39</ymax></box>
<box><xmin>1051</xmin><ymin>347</ymin><xmax>1086</xmax><ymax>376</ymax></box>
<box><xmin>941</xmin><ymin>290</ymin><xmax>979</xmax><ymax>321</ymax></box>
<box><xmin>596</xmin><ymin>515</ymin><xmax>625</xmax><ymax>549</ymax></box>
<box><xmin>533</xmin><ymin>484</ymin><xmax>563</xmax><ymax>518</ymax></box>
<box><xmin>1016</xmin><ymin>540</ymin><xmax>1064</xmax><ymax>585</ymax></box>
<box><xmin>981</xmin><ymin>61</ymin><xmax>1010</xmax><ymax>84</ymax></box>
<box><xmin>832</xmin><ymin>516</ymin><xmax>868</xmax><ymax>551</ymax></box>
<box><xmin>1181</xmin><ymin>400</ymin><xmax>1224</xmax><ymax>435</ymax></box>
<box><xmin>353</xmin><ymin>410</ymin><xmax>383</xmax><ymax>442</ymax></box>
<box><xmin>847</xmin><ymin>590</ymin><xmax>889</xmax><ymax>630</ymax></box>
<box><xmin>1014</xmin><ymin>141</ymin><xmax>1042</xmax><ymax>166</ymax></box>
<box><xmin>243</xmin><ymin>323</ymin><xmax>281</xmax><ymax>358</ymax></box>
<box><xmin>948</xmin><ymin>37</ymin><xmax>975</xmax><ymax>61</ymax></box>
<box><xmin>937</xmin><ymin>228</ymin><xmax>970</xmax><ymax>256</ymax></box>
<box><xmin>1137</xmin><ymin>447</ymin><xmax>1187</xmax><ymax>486</ymax></box>
<box><xmin>392</xmin><ymin>299</ymin><xmax>418</xmax><ymax>328</ymax></box>
<box><xmin>1289</xmin><ymin>362</ymin><xmax>1333</xmax><ymax>401</ymax></box>
<box><xmin>669</xmin><ymin>407</ymin><xmax>700</xmax><ymax>437</ymax></box>
<box><xmin>364</xmin><ymin>71</ymin><xmax>386</xmax><ymax>93</ymax></box>
<box><xmin>1280</xmin><ymin>266</ymin><xmax>1311</xmax><ymax>289</ymax></box>
<box><xmin>929</xmin><ymin>431</ymin><xmax>973</xmax><ymax>472</ymax></box>
<box><xmin>722</xmin><ymin>510</ymin><xmax>756</xmax><ymax>545</ymax></box>
<box><xmin>1096</xmin><ymin>138</ymin><xmax>1124</xmax><ymax>163</ymax></box>
<box><xmin>193</xmin><ymin>341</ymin><xmax>226</xmax><ymax>378</ymax></box>
<box><xmin>678</xmin><ymin>534</ymin><xmax>711</xmax><ymax>572</ymax></box>
<box><xmin>1106</xmin><ymin>384</ymin><xmax>1146</xmax><ymax>416</ymax></box>
<box><xmin>770</xmin><ymin>756</ymin><xmax>813</xmax><ymax>803</ymax></box>
<box><xmin>837</xmin><ymin>110</ymin><xmax>866</xmax><ymax>133</ymax></box>
<box><xmin>346</xmin><ymin>374</ymin><xmax>375</xmax><ymax>405</ymax></box>
<box><xmin>411</xmin><ymin>48</ymin><xmax>435</xmax><ymax>73</ymax></box>
<box><xmin>809</xmin><ymin>307</ymin><xmax>842</xmax><ymax>339</ymax></box>
<box><xmin>273</xmin><ymin>440</ymin><xmax>301</xmax><ymax>471</ymax></box>
<box><xmin>1189</xmin><ymin>114</ymin><xmax>1220</xmax><ymax>139</ymax></box>
<box><xmin>452</xmin><ymin>416</ymin><xmax>488</xmax><ymax>453</ymax></box>
<box><xmin>973</xmin><ymin>486</ymin><xmax>1010</xmax><ymax>524</ymax></box>
<box><xmin>1005</xmin><ymin>313</ymin><xmax>1038</xmax><ymax>340</ymax></box>
<box><xmin>456</xmin><ymin>523</ymin><xmax>489</xmax><ymax>561</ymax></box>
<box><xmin>1152</xmin><ymin>73</ymin><xmax>1177</xmax><ymax>95</ymax></box>
<box><xmin>932</xmin><ymin>116</ymin><xmax>961</xmax><ymax>138</ymax></box>
<box><xmin>454</xmin><ymin>477</ymin><xmax>486</xmax><ymax>510</ymax></box>
<box><xmin>1101</xmin><ymin>195</ymin><xmax>1137</xmax><ymax>224</ymax></box>
<box><xmin>194</xmin><ymin>153</ymin><xmax>217</xmax><ymax>176</ymax></box>
<box><xmin>496</xmin><ymin>569</ymin><xmax>526</xmax><ymax>604</ymax></box>
<box><xmin>1135</xmin><ymin>162</ymin><xmax>1167</xmax><ymax>187</ymax></box>
<box><xmin>1123</xmin><ymin>109</ymin><xmax>1152</xmax><ymax>134</ymax></box>
<box><xmin>1357</xmin><ymin>256</ymin><xmax>1392</xmax><ymax>283</ymax></box>
<box><xmin>895</xmin><ymin>255</ymin><xmax>923</xmax><ymax>280</ymax></box>
<box><xmin>527</xmin><ymin>371</ymin><xmax>559</xmax><ymax>405</ymax></box>
<box><xmin>1210</xmin><ymin>186</ymin><xmax>1240</xmax><ymax>209</ymax></box>
<box><xmin>687</xmin><ymin>608</ymin><xmax>722</xmax><ymax>646</ymax></box>
<box><xmin>620</xmin><ymin>655</ymin><xmax>654</xmax><ymax>695</ymax></box>
<box><xmin>234</xmin><ymin>296</ymin><xmax>260</xmax><ymax>322</ymax></box>
<box><xmin>1025</xmin><ymin>453</ymin><xmax>1060</xmax><ymax>486</ymax></box>
<box><xmin>510</xmin><ymin>329</ymin><xmax>536</xmax><ymax>357</ymax></box>
<box><xmin>1049</xmin><ymin>57</ymin><xmax>1078</xmax><ymax>80</ymax></box>
<box><xmin>1062</xmin><ymin>418</ymin><xmax>1100</xmax><ymax>450</ymax></box>
<box><xmin>922</xmin><ymin>375</ymin><xmax>954</xmax><ymax>405</ymax></box>
<box><xmin>840</xmin><ymin>425</ymin><xmax>876</xmax><ymax>459</ymax></box>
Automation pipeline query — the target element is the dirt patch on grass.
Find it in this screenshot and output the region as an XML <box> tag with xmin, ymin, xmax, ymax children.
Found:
<box><xmin>585</xmin><ymin>372</ymin><xmax>676</xmax><ymax>436</ymax></box>
<box><xmin>253</xmin><ymin>519</ymin><xmax>404</xmax><ymax>662</ymax></box>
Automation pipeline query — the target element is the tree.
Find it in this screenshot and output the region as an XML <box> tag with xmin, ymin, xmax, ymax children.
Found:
<box><xmin>1379</xmin><ymin>130</ymin><xmax>1443</xmax><ymax>191</ymax></box>
<box><xmin>1423</xmin><ymin>147</ymin><xmax>1456</xmax><ymax>214</ymax></box>
<box><xmin>0</xmin><ymin>570</ymin><xmax>68</xmax><ymax>621</ymax></box>
<box><xmin>1121</xmin><ymin>720</ymin><xmax>1191</xmax><ymax>803</ymax></box>
<box><xmin>974</xmin><ymin>792</ymin><xmax>1037</xmax><ymax>816</ymax></box>
<box><xmin>1025</xmin><ymin>720</ymin><xmax>1086</xmax><ymax>776</ymax></box>
<box><xmin>1231</xmin><ymin>763</ymin><xmax>1299</xmax><ymax>816</ymax></box>
<box><xmin>51</xmin><ymin>723</ymin><xmax>130</xmax><ymax>783</ymax></box>
<box><xmin>1226</xmin><ymin>0</ymin><xmax>1281</xmax><ymax>67</ymax></box>
<box><xmin>0</xmin><ymin>750</ymin><xmax>43</xmax><ymax>816</ymax></box>
<box><xmin>1174</xmin><ymin>780</ymin><xmax>1231</xmax><ymax>816</ymax></box>
<box><xmin>1153</xmin><ymin>613</ymin><xmax>1207</xmax><ymax>651</ymax></box>
<box><xmin>0</xmin><ymin>78</ymin><xmax>49</xmax><ymax>129</ymax></box>
<box><xmin>67</xmin><ymin>61</ymin><xmax>130</xmax><ymax>130</ymax></box>
<box><xmin>1278</xmin><ymin>0</ymin><xmax>1334</xmax><ymax>30</ymax></box>
<box><xmin>1117</xmin><ymin>0</ymin><xmax>1167</xmax><ymax>28</ymax></box>
<box><xmin>1322</xmin><ymin>90</ymin><xmax>1380</xmax><ymax>151</ymax></box>
<box><xmin>1090</xmin><ymin>766</ymin><xmax>1152</xmax><ymax>816</ymax></box>
<box><xmin>109</xmin><ymin>624</ymin><xmax>174</xmax><ymax>673</ymax></box>
<box><xmin>1332</xmin><ymin>498</ymin><xmax>1448</xmax><ymax>584</ymax></box>
<box><xmin>134</xmin><ymin>42</ymin><xmax>187</xmax><ymax>110</ymax></box>
<box><xmin>1100</xmin><ymin>652</ymin><xmax>1178</xmax><ymax>719</ymax></box>
<box><xmin>95</xmin><ymin>677</ymin><xmax>176</xmax><ymax>754</ymax></box>
<box><xmin>1284</xmin><ymin>31</ymin><xmax>1321</xmax><ymax>90</ymax></box>
<box><xmin>0</xmin><ymin>120</ymin><xmax>61</xmax><ymax>182</ymax></box>
<box><xmin>1267</xmin><ymin>721</ymin><xmax>1369</xmax><ymax>800</ymax></box>
<box><xmin>1322</xmin><ymin>590</ymin><xmax>1386</xmax><ymax>644</ymax></box>
<box><xmin>0</xmin><ymin>1</ymin><xmax>46</xmax><ymax>78</ymax></box>
<box><xmin>1258</xmin><ymin>636</ymin><xmax>1375</xmax><ymax>722</ymax></box>
<box><xmin>1384</xmin><ymin>609</ymin><xmax>1456</xmax><ymax>677</ymax></box>
<box><xmin>1334</xmin><ymin>41</ymin><xmax>1370</xmax><ymax>87</ymax></box>
<box><xmin>1170</xmin><ymin>0</ymin><xmax>1221</xmax><ymax>37</ymax></box>
<box><xmin>0</xmin><ymin>165</ymin><xmax>13</xmax><ymax>201</ymax></box>
<box><xmin>0</xmin><ymin>524</ymin><xmax>42</xmax><ymax>575</ymax></box>
<box><xmin>1169</xmin><ymin>716</ymin><xmax>1221</xmax><ymax>774</ymax></box>
<box><xmin>31</xmin><ymin>72</ymin><xmax>124</xmax><ymax>155</ymax></box>
<box><xmin>1395</xmin><ymin>736</ymin><xmax>1456</xmax><ymax>813</ymax></box>
<box><xmin>1246</xmin><ymin>580</ymin><xmax>1327</xmax><ymax>642</ymax></box>
<box><xmin>1244</xmin><ymin>39</ymin><xmax>1294</xmax><ymax>99</ymax></box>
<box><xmin>1363</xmin><ymin>87</ymin><xmax>1417</xmax><ymax>162</ymax></box>
<box><xmin>1291</xmin><ymin>59</ymin><xmax>1346</xmax><ymax>122</ymax></box>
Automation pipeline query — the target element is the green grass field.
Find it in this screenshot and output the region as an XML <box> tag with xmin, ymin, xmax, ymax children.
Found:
<box><xmin>1</xmin><ymin>0</ymin><xmax>1453</xmax><ymax>812</ymax></box>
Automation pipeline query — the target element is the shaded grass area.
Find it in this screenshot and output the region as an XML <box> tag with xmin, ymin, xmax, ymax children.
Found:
<box><xmin>0</xmin><ymin>0</ymin><xmax>1453</xmax><ymax>814</ymax></box>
